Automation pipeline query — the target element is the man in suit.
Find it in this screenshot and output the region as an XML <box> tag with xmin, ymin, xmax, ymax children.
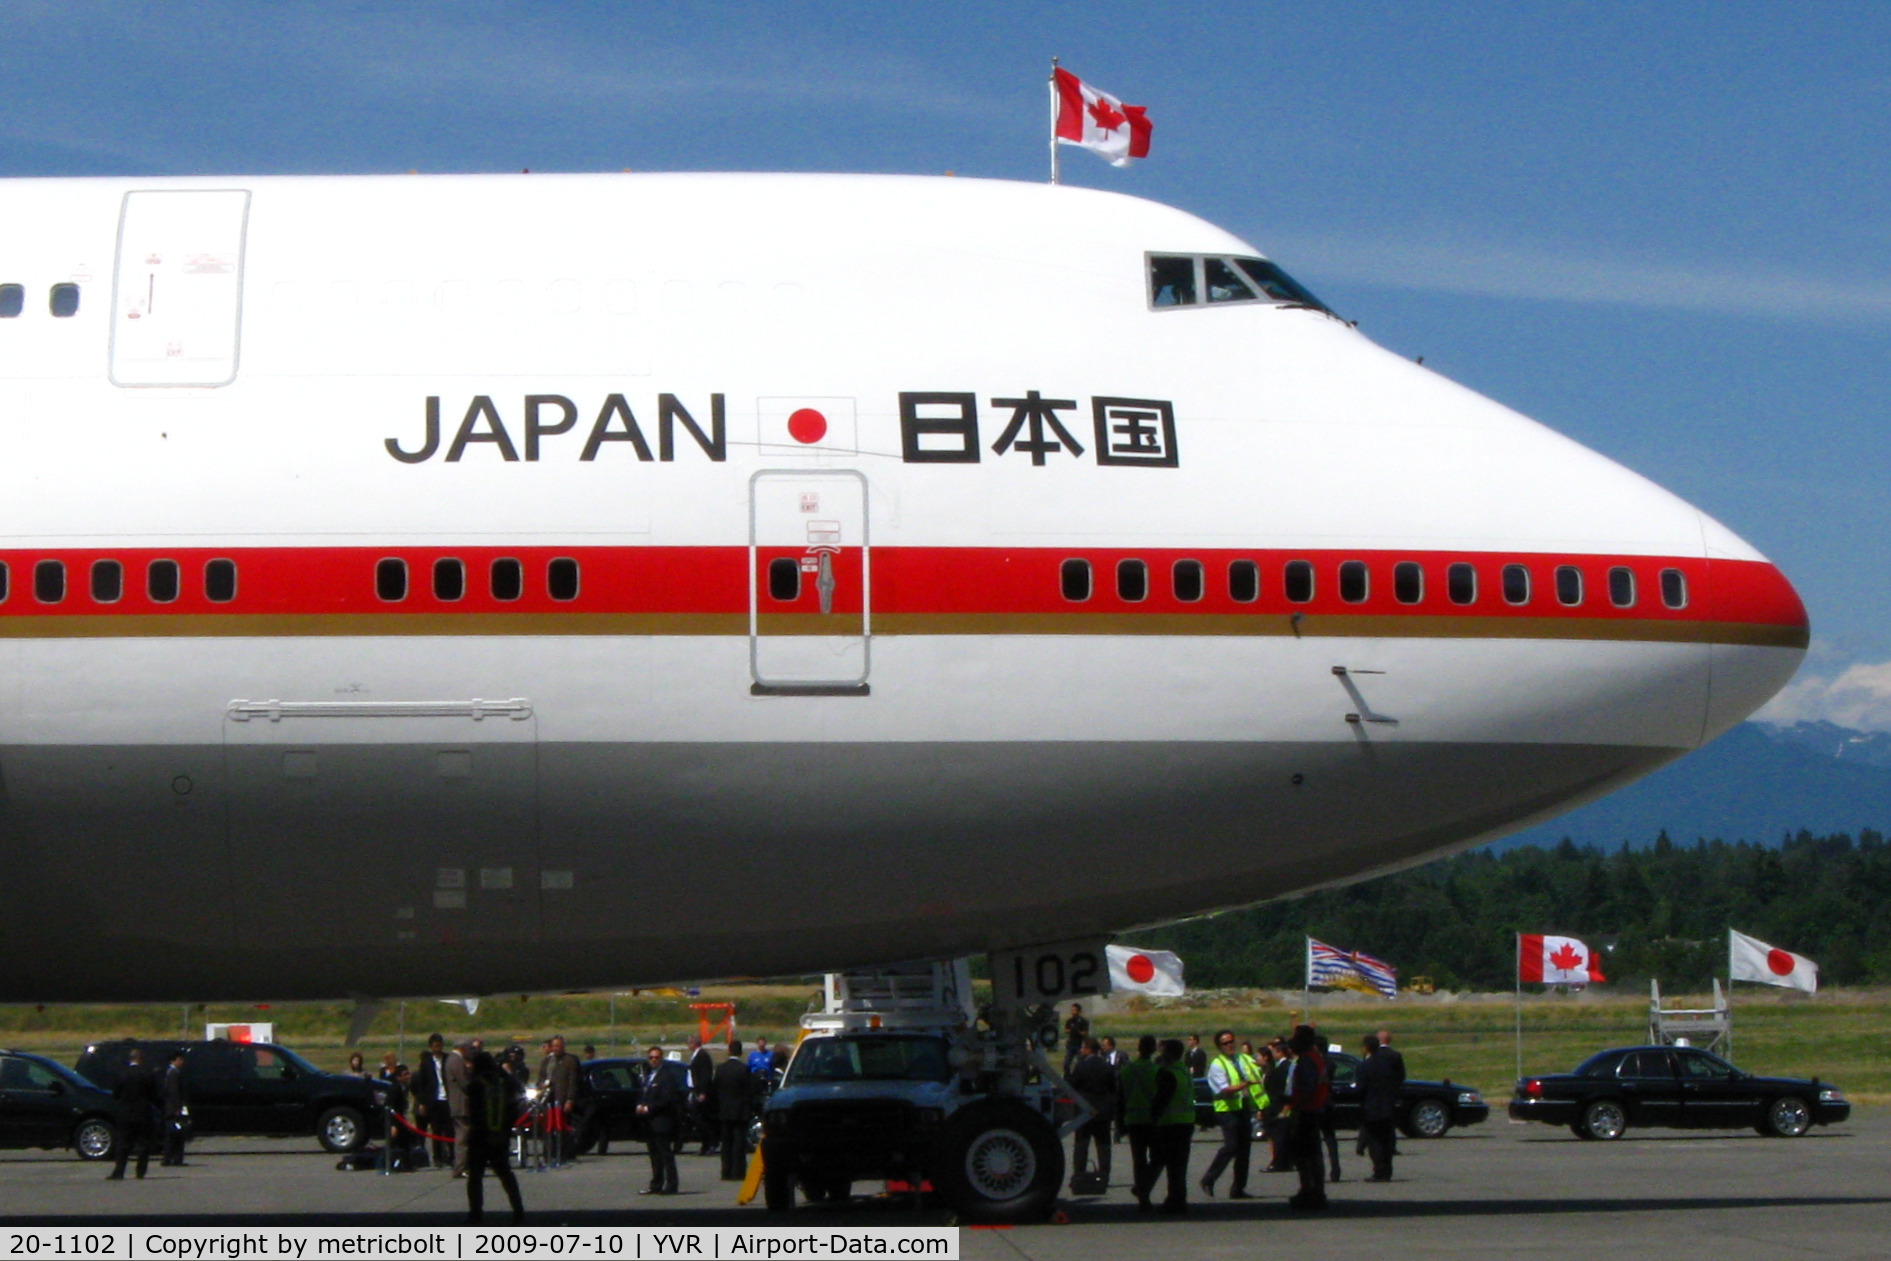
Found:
<box><xmin>159</xmin><ymin>1051</ymin><xmax>188</xmax><ymax>1166</ymax></box>
<box><xmin>412</xmin><ymin>1034</ymin><xmax>453</xmax><ymax>1169</ymax></box>
<box><xmin>447</xmin><ymin>1042</ymin><xmax>473</xmax><ymax>1176</ymax></box>
<box><xmin>538</xmin><ymin>1035</ymin><xmax>582</xmax><ymax>1166</ymax></box>
<box><xmin>687</xmin><ymin>1035</ymin><xmax>717</xmax><ymax>1156</ymax></box>
<box><xmin>108</xmin><ymin>1049</ymin><xmax>159</xmax><ymax>1180</ymax></box>
<box><xmin>1184</xmin><ymin>1033</ymin><xmax>1209</xmax><ymax>1080</ymax></box>
<box><xmin>636</xmin><ymin>1046</ymin><xmax>681</xmax><ymax>1194</ymax></box>
<box><xmin>712</xmin><ymin>1040</ymin><xmax>753</xmax><ymax>1181</ymax></box>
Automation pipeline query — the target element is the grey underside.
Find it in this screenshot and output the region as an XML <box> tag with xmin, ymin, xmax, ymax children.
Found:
<box><xmin>0</xmin><ymin>739</ymin><xmax>1680</xmax><ymax>1002</ymax></box>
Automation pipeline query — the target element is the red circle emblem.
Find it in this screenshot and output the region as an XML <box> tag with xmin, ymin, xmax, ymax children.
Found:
<box><xmin>1126</xmin><ymin>954</ymin><xmax>1156</xmax><ymax>984</ymax></box>
<box><xmin>787</xmin><ymin>408</ymin><xmax>828</xmax><ymax>444</ymax></box>
<box><xmin>1766</xmin><ymin>948</ymin><xmax>1795</xmax><ymax>976</ymax></box>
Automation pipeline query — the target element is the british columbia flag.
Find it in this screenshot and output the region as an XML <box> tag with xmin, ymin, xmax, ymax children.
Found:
<box><xmin>1307</xmin><ymin>937</ymin><xmax>1399</xmax><ymax>999</ymax></box>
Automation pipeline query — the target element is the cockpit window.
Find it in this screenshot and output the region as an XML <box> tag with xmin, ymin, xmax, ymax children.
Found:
<box><xmin>1234</xmin><ymin>258</ymin><xmax>1332</xmax><ymax>313</ymax></box>
<box><xmin>1147</xmin><ymin>254</ymin><xmax>1335</xmax><ymax>317</ymax></box>
<box><xmin>1149</xmin><ymin>255</ymin><xmax>1196</xmax><ymax>307</ymax></box>
<box><xmin>1204</xmin><ymin>258</ymin><xmax>1253</xmax><ymax>303</ymax></box>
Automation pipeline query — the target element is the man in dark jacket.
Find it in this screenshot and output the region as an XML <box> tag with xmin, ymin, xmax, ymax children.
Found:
<box><xmin>412</xmin><ymin>1034</ymin><xmax>453</xmax><ymax>1169</ymax></box>
<box><xmin>538</xmin><ymin>1035</ymin><xmax>582</xmax><ymax>1166</ymax></box>
<box><xmin>108</xmin><ymin>1049</ymin><xmax>159</xmax><ymax>1180</ymax></box>
<box><xmin>463</xmin><ymin>1052</ymin><xmax>524</xmax><ymax>1224</ymax></box>
<box><xmin>159</xmin><ymin>1051</ymin><xmax>188</xmax><ymax>1166</ymax></box>
<box><xmin>1067</xmin><ymin>1038</ymin><xmax>1115</xmax><ymax>1189</ymax></box>
<box><xmin>1285</xmin><ymin>1025</ymin><xmax>1329</xmax><ymax>1210</ymax></box>
<box><xmin>636</xmin><ymin>1046</ymin><xmax>681</xmax><ymax>1194</ymax></box>
<box><xmin>687</xmin><ymin>1035</ymin><xmax>717</xmax><ymax>1156</ymax></box>
<box><xmin>712</xmin><ymin>1041</ymin><xmax>753</xmax><ymax>1181</ymax></box>
<box><xmin>1358</xmin><ymin>1032</ymin><xmax>1406</xmax><ymax>1181</ymax></box>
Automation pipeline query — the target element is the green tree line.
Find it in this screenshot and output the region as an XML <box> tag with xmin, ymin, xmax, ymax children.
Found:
<box><xmin>1142</xmin><ymin>830</ymin><xmax>1891</xmax><ymax>991</ymax></box>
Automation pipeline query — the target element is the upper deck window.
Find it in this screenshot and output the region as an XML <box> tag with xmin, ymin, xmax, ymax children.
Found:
<box><xmin>49</xmin><ymin>284</ymin><xmax>80</xmax><ymax>318</ymax></box>
<box><xmin>1146</xmin><ymin>254</ymin><xmax>1335</xmax><ymax>316</ymax></box>
<box><xmin>0</xmin><ymin>285</ymin><xmax>21</xmax><ymax>318</ymax></box>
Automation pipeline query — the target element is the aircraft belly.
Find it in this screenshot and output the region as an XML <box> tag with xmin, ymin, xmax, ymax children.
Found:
<box><xmin>0</xmin><ymin>735</ymin><xmax>1673</xmax><ymax>1002</ymax></box>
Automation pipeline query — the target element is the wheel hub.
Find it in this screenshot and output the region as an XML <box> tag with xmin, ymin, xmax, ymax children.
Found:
<box><xmin>964</xmin><ymin>1129</ymin><xmax>1034</xmax><ymax>1200</ymax></box>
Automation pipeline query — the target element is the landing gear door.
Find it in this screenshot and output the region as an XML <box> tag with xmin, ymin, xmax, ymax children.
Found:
<box><xmin>750</xmin><ymin>470</ymin><xmax>870</xmax><ymax>694</ymax></box>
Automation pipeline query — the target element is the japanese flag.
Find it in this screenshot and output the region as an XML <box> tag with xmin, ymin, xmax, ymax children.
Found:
<box><xmin>1107</xmin><ymin>944</ymin><xmax>1185</xmax><ymax>996</ymax></box>
<box><xmin>1730</xmin><ymin>929</ymin><xmax>1818</xmax><ymax>993</ymax></box>
<box><xmin>1518</xmin><ymin>934</ymin><xmax>1606</xmax><ymax>985</ymax></box>
<box><xmin>1054</xmin><ymin>68</ymin><xmax>1152</xmax><ymax>167</ymax></box>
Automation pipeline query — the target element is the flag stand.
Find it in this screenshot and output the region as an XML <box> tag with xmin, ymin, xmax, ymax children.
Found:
<box><xmin>1513</xmin><ymin>933</ymin><xmax>1523</xmax><ymax>1083</ymax></box>
<box><xmin>1048</xmin><ymin>57</ymin><xmax>1061</xmax><ymax>185</ymax></box>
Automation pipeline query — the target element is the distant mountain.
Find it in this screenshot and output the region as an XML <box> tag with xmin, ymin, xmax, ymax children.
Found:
<box><xmin>1491</xmin><ymin>721</ymin><xmax>1891</xmax><ymax>851</ymax></box>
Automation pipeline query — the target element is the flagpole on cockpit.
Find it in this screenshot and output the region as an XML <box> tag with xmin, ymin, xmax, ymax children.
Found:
<box><xmin>1049</xmin><ymin>57</ymin><xmax>1061</xmax><ymax>185</ymax></box>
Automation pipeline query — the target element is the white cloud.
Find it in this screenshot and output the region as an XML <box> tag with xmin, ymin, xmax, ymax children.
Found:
<box><xmin>1756</xmin><ymin>661</ymin><xmax>1891</xmax><ymax>731</ymax></box>
<box><xmin>1262</xmin><ymin>231</ymin><xmax>1891</xmax><ymax>323</ymax></box>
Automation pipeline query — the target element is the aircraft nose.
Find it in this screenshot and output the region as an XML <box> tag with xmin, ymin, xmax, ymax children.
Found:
<box><xmin>1698</xmin><ymin>541</ymin><xmax>1809</xmax><ymax>743</ymax></box>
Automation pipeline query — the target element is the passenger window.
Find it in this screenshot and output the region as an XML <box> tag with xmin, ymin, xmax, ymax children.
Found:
<box><xmin>547</xmin><ymin>558</ymin><xmax>580</xmax><ymax>602</ymax></box>
<box><xmin>147</xmin><ymin>560</ymin><xmax>179</xmax><ymax>603</ymax></box>
<box><xmin>90</xmin><ymin>560</ymin><xmax>122</xmax><ymax>603</ymax></box>
<box><xmin>490</xmin><ymin>558</ymin><xmax>523</xmax><ymax>602</ymax></box>
<box><xmin>1617</xmin><ymin>1051</ymin><xmax>1669</xmax><ymax>1079</ymax></box>
<box><xmin>1172</xmin><ymin>559</ymin><xmax>1204</xmax><ymax>603</ymax></box>
<box><xmin>1060</xmin><ymin>558</ymin><xmax>1092</xmax><ymax>602</ymax></box>
<box><xmin>1660</xmin><ymin>568</ymin><xmax>1688</xmax><ymax>609</ymax></box>
<box><xmin>1555</xmin><ymin>565</ymin><xmax>1584</xmax><ymax>607</ymax></box>
<box><xmin>376</xmin><ymin>558</ymin><xmax>408</xmax><ymax>602</ymax></box>
<box><xmin>1117</xmin><ymin>559</ymin><xmax>1148</xmax><ymax>602</ymax></box>
<box><xmin>1338</xmin><ymin>560</ymin><xmax>1368</xmax><ymax>604</ymax></box>
<box><xmin>433</xmin><ymin>558</ymin><xmax>465</xmax><ymax>602</ymax></box>
<box><xmin>1393</xmin><ymin>561</ymin><xmax>1423</xmax><ymax>604</ymax></box>
<box><xmin>0</xmin><ymin>284</ymin><xmax>21</xmax><ymax>318</ymax></box>
<box><xmin>768</xmin><ymin>557</ymin><xmax>800</xmax><ymax>601</ymax></box>
<box><xmin>1608</xmin><ymin>566</ymin><xmax>1636</xmax><ymax>608</ymax></box>
<box><xmin>49</xmin><ymin>283</ymin><xmax>79</xmax><ymax>318</ymax></box>
<box><xmin>204</xmin><ymin>558</ymin><xmax>238</xmax><ymax>603</ymax></box>
<box><xmin>34</xmin><ymin>560</ymin><xmax>64</xmax><ymax>603</ymax></box>
<box><xmin>1227</xmin><ymin>559</ymin><xmax>1259</xmax><ymax>603</ymax></box>
<box><xmin>0</xmin><ymin>560</ymin><xmax>9</xmax><ymax>602</ymax></box>
<box><xmin>1147</xmin><ymin>255</ymin><xmax>1196</xmax><ymax>308</ymax></box>
<box><xmin>1502</xmin><ymin>564</ymin><xmax>1530</xmax><ymax>605</ymax></box>
<box><xmin>1447</xmin><ymin>562</ymin><xmax>1476</xmax><ymax>605</ymax></box>
<box><xmin>1204</xmin><ymin>258</ymin><xmax>1255</xmax><ymax>304</ymax></box>
<box><xmin>1284</xmin><ymin>560</ymin><xmax>1314</xmax><ymax>603</ymax></box>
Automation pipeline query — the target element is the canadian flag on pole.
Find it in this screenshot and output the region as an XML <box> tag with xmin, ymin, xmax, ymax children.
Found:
<box><xmin>1106</xmin><ymin>944</ymin><xmax>1185</xmax><ymax>996</ymax></box>
<box><xmin>1729</xmin><ymin>929</ymin><xmax>1818</xmax><ymax>993</ymax></box>
<box><xmin>1518</xmin><ymin>934</ymin><xmax>1607</xmax><ymax>985</ymax></box>
<box><xmin>1054</xmin><ymin>68</ymin><xmax>1152</xmax><ymax>167</ymax></box>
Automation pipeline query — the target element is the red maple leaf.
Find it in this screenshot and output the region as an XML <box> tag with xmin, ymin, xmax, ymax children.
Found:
<box><xmin>1088</xmin><ymin>97</ymin><xmax>1126</xmax><ymax>131</ymax></box>
<box><xmin>1548</xmin><ymin>943</ymin><xmax>1584</xmax><ymax>972</ymax></box>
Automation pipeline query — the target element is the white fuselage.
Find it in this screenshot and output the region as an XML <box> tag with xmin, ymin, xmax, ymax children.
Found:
<box><xmin>0</xmin><ymin>174</ymin><xmax>1804</xmax><ymax>1001</ymax></box>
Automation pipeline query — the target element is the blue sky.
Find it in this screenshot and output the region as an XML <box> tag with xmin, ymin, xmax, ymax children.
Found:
<box><xmin>4</xmin><ymin>1</ymin><xmax>1886</xmax><ymax>725</ymax></box>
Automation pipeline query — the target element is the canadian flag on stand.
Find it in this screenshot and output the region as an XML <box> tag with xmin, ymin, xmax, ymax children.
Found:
<box><xmin>1053</xmin><ymin>68</ymin><xmax>1152</xmax><ymax>167</ymax></box>
<box><xmin>1518</xmin><ymin>934</ymin><xmax>1607</xmax><ymax>985</ymax></box>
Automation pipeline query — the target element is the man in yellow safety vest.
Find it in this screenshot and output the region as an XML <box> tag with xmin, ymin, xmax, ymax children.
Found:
<box><xmin>1200</xmin><ymin>1029</ymin><xmax>1259</xmax><ymax>1199</ymax></box>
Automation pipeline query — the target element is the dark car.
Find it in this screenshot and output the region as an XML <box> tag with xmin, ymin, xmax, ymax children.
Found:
<box><xmin>1193</xmin><ymin>1054</ymin><xmax>1489</xmax><ymax>1139</ymax></box>
<box><xmin>76</xmin><ymin>1039</ymin><xmax>386</xmax><ymax>1152</ymax></box>
<box><xmin>1509</xmin><ymin>1044</ymin><xmax>1850</xmax><ymax>1140</ymax></box>
<box><xmin>0</xmin><ymin>1050</ymin><xmax>121</xmax><ymax>1161</ymax></box>
<box><xmin>1327</xmin><ymin>1051</ymin><xmax>1490</xmax><ymax>1138</ymax></box>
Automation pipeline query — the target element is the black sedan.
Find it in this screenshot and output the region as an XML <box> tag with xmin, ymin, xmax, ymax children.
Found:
<box><xmin>1190</xmin><ymin>1054</ymin><xmax>1489</xmax><ymax>1138</ymax></box>
<box><xmin>574</xmin><ymin>1057</ymin><xmax>713</xmax><ymax>1154</ymax></box>
<box><xmin>1509</xmin><ymin>1045</ymin><xmax>1850</xmax><ymax>1140</ymax></box>
<box><xmin>0</xmin><ymin>1050</ymin><xmax>121</xmax><ymax>1161</ymax></box>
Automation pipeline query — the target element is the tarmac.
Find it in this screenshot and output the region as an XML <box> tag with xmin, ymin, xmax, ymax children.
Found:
<box><xmin>2</xmin><ymin>1112</ymin><xmax>1887</xmax><ymax>1260</ymax></box>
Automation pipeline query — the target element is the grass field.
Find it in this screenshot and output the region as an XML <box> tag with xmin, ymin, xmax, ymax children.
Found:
<box><xmin>2</xmin><ymin>985</ymin><xmax>1884</xmax><ymax>1105</ymax></box>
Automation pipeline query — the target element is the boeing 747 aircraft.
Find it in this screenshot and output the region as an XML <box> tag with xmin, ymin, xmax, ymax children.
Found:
<box><xmin>0</xmin><ymin>173</ymin><xmax>1805</xmax><ymax>1002</ymax></box>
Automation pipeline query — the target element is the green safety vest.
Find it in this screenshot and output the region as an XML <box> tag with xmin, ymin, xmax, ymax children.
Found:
<box><xmin>1211</xmin><ymin>1053</ymin><xmax>1258</xmax><ymax>1112</ymax></box>
<box><xmin>1158</xmin><ymin>1063</ymin><xmax>1196</xmax><ymax>1127</ymax></box>
<box><xmin>1120</xmin><ymin>1058</ymin><xmax>1160</xmax><ymax>1126</ymax></box>
<box><xmin>1245</xmin><ymin>1055</ymin><xmax>1270</xmax><ymax>1111</ymax></box>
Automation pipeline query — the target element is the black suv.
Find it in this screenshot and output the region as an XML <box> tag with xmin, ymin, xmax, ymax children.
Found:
<box><xmin>75</xmin><ymin>1040</ymin><xmax>385</xmax><ymax>1152</ymax></box>
<box><xmin>0</xmin><ymin>1050</ymin><xmax>121</xmax><ymax>1161</ymax></box>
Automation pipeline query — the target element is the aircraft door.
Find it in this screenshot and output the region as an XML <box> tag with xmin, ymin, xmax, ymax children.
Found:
<box><xmin>110</xmin><ymin>189</ymin><xmax>250</xmax><ymax>387</ymax></box>
<box><xmin>749</xmin><ymin>470</ymin><xmax>870</xmax><ymax>694</ymax></box>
